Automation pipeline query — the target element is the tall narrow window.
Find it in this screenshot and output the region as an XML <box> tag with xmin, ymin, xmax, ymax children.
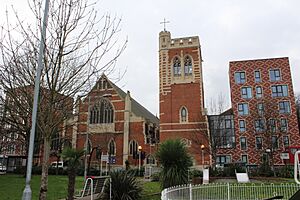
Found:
<box><xmin>280</xmin><ymin>119</ymin><xmax>288</xmax><ymax>132</ymax></box>
<box><xmin>108</xmin><ymin>139</ymin><xmax>116</xmax><ymax>156</ymax></box>
<box><xmin>257</xmin><ymin>103</ymin><xmax>264</xmax><ymax>116</ymax></box>
<box><xmin>129</xmin><ymin>140</ymin><xmax>138</xmax><ymax>156</ymax></box>
<box><xmin>90</xmin><ymin>98</ymin><xmax>114</xmax><ymax>124</ymax></box>
<box><xmin>271</xmin><ymin>136</ymin><xmax>278</xmax><ymax>149</ymax></box>
<box><xmin>184</xmin><ymin>56</ymin><xmax>193</xmax><ymax>75</ymax></box>
<box><xmin>180</xmin><ymin>107</ymin><xmax>187</xmax><ymax>122</ymax></box>
<box><xmin>173</xmin><ymin>57</ymin><xmax>181</xmax><ymax>76</ymax></box>
<box><xmin>254</xmin><ymin>70</ymin><xmax>261</xmax><ymax>82</ymax></box>
<box><xmin>256</xmin><ymin>137</ymin><xmax>263</xmax><ymax>149</ymax></box>
<box><xmin>240</xmin><ymin>137</ymin><xmax>247</xmax><ymax>150</ymax></box>
<box><xmin>269</xmin><ymin>119</ymin><xmax>276</xmax><ymax>133</ymax></box>
<box><xmin>241</xmin><ymin>155</ymin><xmax>248</xmax><ymax>164</ymax></box>
<box><xmin>239</xmin><ymin>120</ymin><xmax>246</xmax><ymax>132</ymax></box>
<box><xmin>283</xmin><ymin>136</ymin><xmax>289</xmax><ymax>148</ymax></box>
<box><xmin>256</xmin><ymin>86</ymin><xmax>263</xmax><ymax>98</ymax></box>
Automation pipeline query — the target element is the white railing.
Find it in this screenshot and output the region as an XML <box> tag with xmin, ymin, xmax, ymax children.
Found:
<box><xmin>294</xmin><ymin>150</ymin><xmax>300</xmax><ymax>184</ymax></box>
<box><xmin>161</xmin><ymin>183</ymin><xmax>300</xmax><ymax>200</ymax></box>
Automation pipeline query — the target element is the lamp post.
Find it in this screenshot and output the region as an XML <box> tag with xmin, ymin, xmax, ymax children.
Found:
<box><xmin>201</xmin><ymin>144</ymin><xmax>205</xmax><ymax>168</ymax></box>
<box><xmin>22</xmin><ymin>0</ymin><xmax>50</xmax><ymax>199</ymax></box>
<box><xmin>138</xmin><ymin>145</ymin><xmax>142</xmax><ymax>175</ymax></box>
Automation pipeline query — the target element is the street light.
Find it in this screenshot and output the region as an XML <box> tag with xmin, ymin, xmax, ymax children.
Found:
<box><xmin>138</xmin><ymin>145</ymin><xmax>142</xmax><ymax>175</ymax></box>
<box><xmin>22</xmin><ymin>0</ymin><xmax>50</xmax><ymax>199</ymax></box>
<box><xmin>201</xmin><ymin>144</ymin><xmax>205</xmax><ymax>168</ymax></box>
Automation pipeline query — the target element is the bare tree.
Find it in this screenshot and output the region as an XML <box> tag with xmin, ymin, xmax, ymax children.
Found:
<box><xmin>204</xmin><ymin>92</ymin><xmax>230</xmax><ymax>167</ymax></box>
<box><xmin>0</xmin><ymin>0</ymin><xmax>126</xmax><ymax>199</ymax></box>
<box><xmin>251</xmin><ymin>98</ymin><xmax>288</xmax><ymax>176</ymax></box>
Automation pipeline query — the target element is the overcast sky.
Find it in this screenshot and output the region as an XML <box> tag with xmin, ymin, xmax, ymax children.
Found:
<box><xmin>1</xmin><ymin>0</ymin><xmax>300</xmax><ymax>116</ymax></box>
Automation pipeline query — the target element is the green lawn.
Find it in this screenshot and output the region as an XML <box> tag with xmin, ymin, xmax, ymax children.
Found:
<box><xmin>142</xmin><ymin>181</ymin><xmax>161</xmax><ymax>200</ymax></box>
<box><xmin>0</xmin><ymin>174</ymin><xmax>84</xmax><ymax>200</ymax></box>
<box><xmin>0</xmin><ymin>174</ymin><xmax>162</xmax><ymax>200</ymax></box>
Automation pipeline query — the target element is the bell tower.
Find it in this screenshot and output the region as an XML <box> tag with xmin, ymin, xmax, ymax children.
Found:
<box><xmin>158</xmin><ymin>30</ymin><xmax>209</xmax><ymax>167</ymax></box>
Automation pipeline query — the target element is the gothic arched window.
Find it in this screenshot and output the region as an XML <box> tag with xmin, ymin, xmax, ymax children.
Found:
<box><xmin>90</xmin><ymin>98</ymin><xmax>114</xmax><ymax>124</ymax></box>
<box><xmin>129</xmin><ymin>140</ymin><xmax>138</xmax><ymax>156</ymax></box>
<box><xmin>180</xmin><ymin>107</ymin><xmax>188</xmax><ymax>122</ymax></box>
<box><xmin>108</xmin><ymin>139</ymin><xmax>116</xmax><ymax>156</ymax></box>
<box><xmin>184</xmin><ymin>56</ymin><xmax>193</xmax><ymax>75</ymax></box>
<box><xmin>146</xmin><ymin>154</ymin><xmax>156</xmax><ymax>165</ymax></box>
<box><xmin>173</xmin><ymin>57</ymin><xmax>181</xmax><ymax>76</ymax></box>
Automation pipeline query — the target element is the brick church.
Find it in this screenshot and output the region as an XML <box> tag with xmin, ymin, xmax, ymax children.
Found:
<box><xmin>158</xmin><ymin>31</ymin><xmax>210</xmax><ymax>167</ymax></box>
<box><xmin>75</xmin><ymin>75</ymin><xmax>159</xmax><ymax>167</ymax></box>
<box><xmin>74</xmin><ymin>30</ymin><xmax>211</xmax><ymax>169</ymax></box>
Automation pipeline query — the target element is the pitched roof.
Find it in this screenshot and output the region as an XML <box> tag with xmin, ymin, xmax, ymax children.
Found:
<box><xmin>93</xmin><ymin>75</ymin><xmax>158</xmax><ymax>125</ymax></box>
<box><xmin>109</xmin><ymin>80</ymin><xmax>159</xmax><ymax>125</ymax></box>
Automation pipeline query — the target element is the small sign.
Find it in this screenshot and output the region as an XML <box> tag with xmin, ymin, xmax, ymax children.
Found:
<box><xmin>109</xmin><ymin>156</ymin><xmax>116</xmax><ymax>164</ymax></box>
<box><xmin>101</xmin><ymin>155</ymin><xmax>109</xmax><ymax>162</ymax></box>
<box><xmin>280</xmin><ymin>153</ymin><xmax>289</xmax><ymax>160</ymax></box>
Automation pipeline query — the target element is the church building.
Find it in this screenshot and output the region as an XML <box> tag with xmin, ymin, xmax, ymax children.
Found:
<box><xmin>158</xmin><ymin>30</ymin><xmax>210</xmax><ymax>167</ymax></box>
<box><xmin>74</xmin><ymin>75</ymin><xmax>159</xmax><ymax>168</ymax></box>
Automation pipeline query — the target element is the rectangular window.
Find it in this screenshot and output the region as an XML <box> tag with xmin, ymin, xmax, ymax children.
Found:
<box><xmin>256</xmin><ymin>137</ymin><xmax>263</xmax><ymax>149</ymax></box>
<box><xmin>254</xmin><ymin>119</ymin><xmax>265</xmax><ymax>132</ymax></box>
<box><xmin>272</xmin><ymin>136</ymin><xmax>279</xmax><ymax>149</ymax></box>
<box><xmin>270</xmin><ymin>69</ymin><xmax>281</xmax><ymax>81</ymax></box>
<box><xmin>283</xmin><ymin>136</ymin><xmax>289</xmax><ymax>148</ymax></box>
<box><xmin>271</xmin><ymin>85</ymin><xmax>288</xmax><ymax>97</ymax></box>
<box><xmin>241</xmin><ymin>155</ymin><xmax>248</xmax><ymax>164</ymax></box>
<box><xmin>240</xmin><ymin>137</ymin><xmax>247</xmax><ymax>150</ymax></box>
<box><xmin>241</xmin><ymin>87</ymin><xmax>252</xmax><ymax>99</ymax></box>
<box><xmin>238</xmin><ymin>103</ymin><xmax>249</xmax><ymax>116</ymax></box>
<box><xmin>216</xmin><ymin>155</ymin><xmax>231</xmax><ymax>166</ymax></box>
<box><xmin>235</xmin><ymin>71</ymin><xmax>246</xmax><ymax>84</ymax></box>
<box><xmin>239</xmin><ymin>120</ymin><xmax>246</xmax><ymax>132</ymax></box>
<box><xmin>255</xmin><ymin>70</ymin><xmax>261</xmax><ymax>82</ymax></box>
<box><xmin>256</xmin><ymin>86</ymin><xmax>263</xmax><ymax>98</ymax></box>
<box><xmin>279</xmin><ymin>101</ymin><xmax>291</xmax><ymax>114</ymax></box>
<box><xmin>269</xmin><ymin>119</ymin><xmax>276</xmax><ymax>133</ymax></box>
<box><xmin>225</xmin><ymin>119</ymin><xmax>232</xmax><ymax>129</ymax></box>
<box><xmin>280</xmin><ymin>118</ymin><xmax>288</xmax><ymax>132</ymax></box>
<box><xmin>257</xmin><ymin>103</ymin><xmax>264</xmax><ymax>115</ymax></box>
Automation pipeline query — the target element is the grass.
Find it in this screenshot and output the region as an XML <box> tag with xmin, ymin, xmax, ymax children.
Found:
<box><xmin>142</xmin><ymin>181</ymin><xmax>161</xmax><ymax>200</ymax></box>
<box><xmin>0</xmin><ymin>174</ymin><xmax>84</xmax><ymax>200</ymax></box>
<box><xmin>0</xmin><ymin>174</ymin><xmax>162</xmax><ymax>200</ymax></box>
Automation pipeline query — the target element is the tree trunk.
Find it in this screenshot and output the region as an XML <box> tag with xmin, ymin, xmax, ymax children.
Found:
<box><xmin>67</xmin><ymin>169</ymin><xmax>76</xmax><ymax>200</ymax></box>
<box><xmin>39</xmin><ymin>137</ymin><xmax>50</xmax><ymax>200</ymax></box>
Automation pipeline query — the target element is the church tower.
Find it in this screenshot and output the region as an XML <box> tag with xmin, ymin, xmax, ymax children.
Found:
<box><xmin>159</xmin><ymin>30</ymin><xmax>210</xmax><ymax>167</ymax></box>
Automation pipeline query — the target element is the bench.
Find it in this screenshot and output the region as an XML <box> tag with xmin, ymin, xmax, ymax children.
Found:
<box><xmin>76</xmin><ymin>176</ymin><xmax>110</xmax><ymax>200</ymax></box>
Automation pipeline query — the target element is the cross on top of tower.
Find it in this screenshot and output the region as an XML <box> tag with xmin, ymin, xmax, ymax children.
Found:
<box><xmin>160</xmin><ymin>18</ymin><xmax>170</xmax><ymax>31</ymax></box>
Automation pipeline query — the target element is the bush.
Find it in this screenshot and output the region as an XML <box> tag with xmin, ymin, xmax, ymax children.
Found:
<box><xmin>156</xmin><ymin>139</ymin><xmax>193</xmax><ymax>189</ymax></box>
<box><xmin>275</xmin><ymin>165</ymin><xmax>294</xmax><ymax>178</ymax></box>
<box><xmin>128</xmin><ymin>167</ymin><xmax>145</xmax><ymax>177</ymax></box>
<box><xmin>189</xmin><ymin>169</ymin><xmax>203</xmax><ymax>178</ymax></box>
<box><xmin>101</xmin><ymin>170</ymin><xmax>142</xmax><ymax>200</ymax></box>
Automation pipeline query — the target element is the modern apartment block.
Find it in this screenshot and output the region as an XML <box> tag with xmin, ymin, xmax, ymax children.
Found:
<box><xmin>223</xmin><ymin>57</ymin><xmax>300</xmax><ymax>166</ymax></box>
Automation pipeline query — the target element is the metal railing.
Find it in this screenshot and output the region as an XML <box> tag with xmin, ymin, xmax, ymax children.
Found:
<box><xmin>294</xmin><ymin>150</ymin><xmax>300</xmax><ymax>185</ymax></box>
<box><xmin>161</xmin><ymin>183</ymin><xmax>300</xmax><ymax>200</ymax></box>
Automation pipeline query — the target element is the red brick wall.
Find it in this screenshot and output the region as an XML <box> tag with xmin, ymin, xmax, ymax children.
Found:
<box><xmin>159</xmin><ymin>43</ymin><xmax>209</xmax><ymax>166</ymax></box>
<box><xmin>228</xmin><ymin>57</ymin><xmax>300</xmax><ymax>165</ymax></box>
